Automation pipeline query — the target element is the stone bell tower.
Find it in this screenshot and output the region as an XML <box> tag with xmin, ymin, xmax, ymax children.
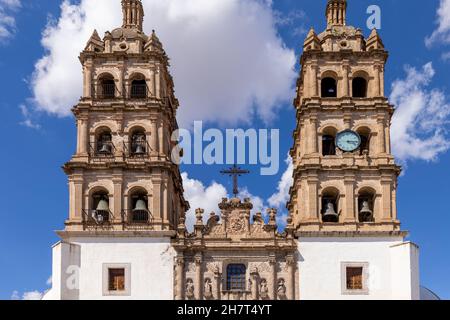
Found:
<box><xmin>64</xmin><ymin>0</ymin><xmax>188</xmax><ymax>233</ymax></box>
<box><xmin>288</xmin><ymin>0</ymin><xmax>401</xmax><ymax>232</ymax></box>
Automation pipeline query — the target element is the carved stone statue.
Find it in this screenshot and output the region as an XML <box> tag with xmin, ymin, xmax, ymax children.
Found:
<box><xmin>204</xmin><ymin>278</ymin><xmax>213</xmax><ymax>299</ymax></box>
<box><xmin>277</xmin><ymin>279</ymin><xmax>286</xmax><ymax>299</ymax></box>
<box><xmin>260</xmin><ymin>279</ymin><xmax>269</xmax><ymax>299</ymax></box>
<box><xmin>185</xmin><ymin>279</ymin><xmax>194</xmax><ymax>299</ymax></box>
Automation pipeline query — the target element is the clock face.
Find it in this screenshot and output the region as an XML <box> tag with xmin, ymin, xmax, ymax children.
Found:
<box><xmin>336</xmin><ymin>130</ymin><xmax>361</xmax><ymax>152</ymax></box>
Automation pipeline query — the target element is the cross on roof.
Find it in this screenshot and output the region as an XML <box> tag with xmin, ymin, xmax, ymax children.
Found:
<box><xmin>220</xmin><ymin>164</ymin><xmax>250</xmax><ymax>198</ymax></box>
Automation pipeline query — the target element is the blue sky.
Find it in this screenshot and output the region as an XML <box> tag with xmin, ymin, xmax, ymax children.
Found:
<box><xmin>0</xmin><ymin>0</ymin><xmax>449</xmax><ymax>300</ymax></box>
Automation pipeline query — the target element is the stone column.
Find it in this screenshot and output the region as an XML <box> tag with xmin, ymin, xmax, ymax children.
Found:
<box><xmin>214</xmin><ymin>267</ymin><xmax>221</xmax><ymax>300</ymax></box>
<box><xmin>83</xmin><ymin>62</ymin><xmax>93</xmax><ymax>98</ymax></box>
<box><xmin>152</xmin><ymin>178</ymin><xmax>162</xmax><ymax>224</ymax></box>
<box><xmin>269</xmin><ymin>256</ymin><xmax>277</xmax><ymax>300</ymax></box>
<box><xmin>309</xmin><ymin>115</ymin><xmax>318</xmax><ymax>154</ymax></box>
<box><xmin>342</xmin><ymin>64</ymin><xmax>349</xmax><ymax>97</ymax></box>
<box><xmin>377</xmin><ymin>116</ymin><xmax>386</xmax><ymax>154</ymax></box>
<box><xmin>112</xmin><ymin>171</ymin><xmax>123</xmax><ymax>223</ymax></box>
<box><xmin>286</xmin><ymin>255</ymin><xmax>296</xmax><ymax>300</ymax></box>
<box><xmin>344</xmin><ymin>174</ymin><xmax>355</xmax><ymax>222</ymax></box>
<box><xmin>194</xmin><ymin>254</ymin><xmax>203</xmax><ymax>300</ymax></box>
<box><xmin>250</xmin><ymin>269</ymin><xmax>259</xmax><ymax>300</ymax></box>
<box><xmin>158</xmin><ymin>119</ymin><xmax>164</xmax><ymax>156</ymax></box>
<box><xmin>381</xmin><ymin>177</ymin><xmax>392</xmax><ymax>221</ymax></box>
<box><xmin>310</xmin><ymin>64</ymin><xmax>318</xmax><ymax>97</ymax></box>
<box><xmin>70</xmin><ymin>173</ymin><xmax>84</xmax><ymax>221</ymax></box>
<box><xmin>150</xmin><ymin>119</ymin><xmax>158</xmax><ymax>153</ymax></box>
<box><xmin>76</xmin><ymin>116</ymin><xmax>89</xmax><ymax>155</ymax></box>
<box><xmin>307</xmin><ymin>175</ymin><xmax>319</xmax><ymax>221</ymax></box>
<box><xmin>374</xmin><ymin>65</ymin><xmax>382</xmax><ymax>97</ymax></box>
<box><xmin>175</xmin><ymin>256</ymin><xmax>185</xmax><ymax>300</ymax></box>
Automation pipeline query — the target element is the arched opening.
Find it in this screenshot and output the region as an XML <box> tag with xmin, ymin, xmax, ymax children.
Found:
<box><xmin>321</xmin><ymin>188</ymin><xmax>340</xmax><ymax>223</ymax></box>
<box><xmin>226</xmin><ymin>264</ymin><xmax>246</xmax><ymax>291</ymax></box>
<box><xmin>352</xmin><ymin>77</ymin><xmax>367</xmax><ymax>98</ymax></box>
<box><xmin>98</xmin><ymin>74</ymin><xmax>115</xmax><ymax>99</ymax></box>
<box><xmin>358</xmin><ymin>188</ymin><xmax>375</xmax><ymax>222</ymax></box>
<box><xmin>92</xmin><ymin>190</ymin><xmax>110</xmax><ymax>223</ymax></box>
<box><xmin>130</xmin><ymin>128</ymin><xmax>147</xmax><ymax>156</ymax></box>
<box><xmin>322</xmin><ymin>127</ymin><xmax>337</xmax><ymax>156</ymax></box>
<box><xmin>96</xmin><ymin>129</ymin><xmax>113</xmax><ymax>155</ymax></box>
<box><xmin>129</xmin><ymin>189</ymin><xmax>150</xmax><ymax>223</ymax></box>
<box><xmin>356</xmin><ymin>127</ymin><xmax>371</xmax><ymax>155</ymax></box>
<box><xmin>321</xmin><ymin>77</ymin><xmax>337</xmax><ymax>98</ymax></box>
<box><xmin>130</xmin><ymin>74</ymin><xmax>147</xmax><ymax>98</ymax></box>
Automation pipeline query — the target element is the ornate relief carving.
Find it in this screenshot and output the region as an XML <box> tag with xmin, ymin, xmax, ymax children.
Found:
<box><xmin>185</xmin><ymin>279</ymin><xmax>194</xmax><ymax>299</ymax></box>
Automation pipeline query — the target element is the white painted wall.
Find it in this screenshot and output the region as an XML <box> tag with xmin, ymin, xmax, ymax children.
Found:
<box><xmin>298</xmin><ymin>237</ymin><xmax>419</xmax><ymax>300</ymax></box>
<box><xmin>43</xmin><ymin>237</ymin><xmax>175</xmax><ymax>300</ymax></box>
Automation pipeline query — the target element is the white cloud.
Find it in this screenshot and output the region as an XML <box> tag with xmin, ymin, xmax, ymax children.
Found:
<box><xmin>30</xmin><ymin>0</ymin><xmax>297</xmax><ymax>126</ymax></box>
<box><xmin>181</xmin><ymin>172</ymin><xmax>228</xmax><ymax>230</ymax></box>
<box><xmin>426</xmin><ymin>0</ymin><xmax>450</xmax><ymax>47</ymax></box>
<box><xmin>390</xmin><ymin>63</ymin><xmax>450</xmax><ymax>163</ymax></box>
<box><xmin>268</xmin><ymin>155</ymin><xmax>293</xmax><ymax>209</ymax></box>
<box><xmin>19</xmin><ymin>104</ymin><xmax>41</xmax><ymax>129</ymax></box>
<box><xmin>0</xmin><ymin>0</ymin><xmax>21</xmax><ymax>41</ymax></box>
<box><xmin>11</xmin><ymin>290</ymin><xmax>44</xmax><ymax>300</ymax></box>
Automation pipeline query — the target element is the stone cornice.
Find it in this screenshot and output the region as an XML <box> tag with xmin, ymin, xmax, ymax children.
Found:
<box><xmin>56</xmin><ymin>230</ymin><xmax>177</xmax><ymax>239</ymax></box>
<box><xmin>295</xmin><ymin>230</ymin><xmax>408</xmax><ymax>238</ymax></box>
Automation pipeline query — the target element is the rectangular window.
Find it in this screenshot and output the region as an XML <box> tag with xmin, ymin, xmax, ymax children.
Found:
<box><xmin>346</xmin><ymin>267</ymin><xmax>363</xmax><ymax>290</ymax></box>
<box><xmin>103</xmin><ymin>264</ymin><xmax>131</xmax><ymax>296</ymax></box>
<box><xmin>341</xmin><ymin>262</ymin><xmax>369</xmax><ymax>295</ymax></box>
<box><xmin>108</xmin><ymin>268</ymin><xmax>125</xmax><ymax>291</ymax></box>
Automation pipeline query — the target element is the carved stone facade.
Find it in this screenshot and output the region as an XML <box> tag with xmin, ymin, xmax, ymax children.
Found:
<box><xmin>173</xmin><ymin>198</ymin><xmax>297</xmax><ymax>300</ymax></box>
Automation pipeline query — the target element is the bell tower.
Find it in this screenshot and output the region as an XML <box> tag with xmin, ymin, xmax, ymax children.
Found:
<box><xmin>288</xmin><ymin>0</ymin><xmax>401</xmax><ymax>232</ymax></box>
<box><xmin>64</xmin><ymin>0</ymin><xmax>189</xmax><ymax>233</ymax></box>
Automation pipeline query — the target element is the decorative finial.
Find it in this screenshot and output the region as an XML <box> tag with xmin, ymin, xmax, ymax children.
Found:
<box><xmin>326</xmin><ymin>0</ymin><xmax>347</xmax><ymax>27</ymax></box>
<box><xmin>122</xmin><ymin>0</ymin><xmax>144</xmax><ymax>32</ymax></box>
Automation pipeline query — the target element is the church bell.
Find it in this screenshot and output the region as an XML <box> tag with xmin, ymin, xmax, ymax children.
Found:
<box><xmin>95</xmin><ymin>199</ymin><xmax>109</xmax><ymax>222</ymax></box>
<box><xmin>359</xmin><ymin>200</ymin><xmax>373</xmax><ymax>222</ymax></box>
<box><xmin>134</xmin><ymin>143</ymin><xmax>145</xmax><ymax>155</ymax></box>
<box><xmin>132</xmin><ymin>199</ymin><xmax>149</xmax><ymax>222</ymax></box>
<box><xmin>98</xmin><ymin>142</ymin><xmax>112</xmax><ymax>154</ymax></box>
<box><xmin>322</xmin><ymin>202</ymin><xmax>339</xmax><ymax>223</ymax></box>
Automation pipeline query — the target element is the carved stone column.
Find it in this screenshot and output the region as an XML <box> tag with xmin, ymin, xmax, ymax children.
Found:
<box><xmin>214</xmin><ymin>267</ymin><xmax>221</xmax><ymax>300</ymax></box>
<box><xmin>194</xmin><ymin>254</ymin><xmax>203</xmax><ymax>300</ymax></box>
<box><xmin>76</xmin><ymin>115</ymin><xmax>89</xmax><ymax>155</ymax></box>
<box><xmin>175</xmin><ymin>256</ymin><xmax>185</xmax><ymax>300</ymax></box>
<box><xmin>269</xmin><ymin>256</ymin><xmax>277</xmax><ymax>300</ymax></box>
<box><xmin>342</xmin><ymin>64</ymin><xmax>349</xmax><ymax>97</ymax></box>
<box><xmin>286</xmin><ymin>255</ymin><xmax>296</xmax><ymax>300</ymax></box>
<box><xmin>377</xmin><ymin>116</ymin><xmax>386</xmax><ymax>154</ymax></box>
<box><xmin>150</xmin><ymin>119</ymin><xmax>158</xmax><ymax>154</ymax></box>
<box><xmin>250</xmin><ymin>268</ymin><xmax>259</xmax><ymax>300</ymax></box>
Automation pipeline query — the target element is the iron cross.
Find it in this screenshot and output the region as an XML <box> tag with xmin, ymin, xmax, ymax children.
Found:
<box><xmin>220</xmin><ymin>164</ymin><xmax>250</xmax><ymax>197</ymax></box>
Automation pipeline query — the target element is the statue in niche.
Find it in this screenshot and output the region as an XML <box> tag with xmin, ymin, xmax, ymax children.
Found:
<box><xmin>260</xmin><ymin>279</ymin><xmax>269</xmax><ymax>299</ymax></box>
<box><xmin>277</xmin><ymin>279</ymin><xmax>286</xmax><ymax>299</ymax></box>
<box><xmin>185</xmin><ymin>279</ymin><xmax>194</xmax><ymax>299</ymax></box>
<box><xmin>204</xmin><ymin>278</ymin><xmax>213</xmax><ymax>299</ymax></box>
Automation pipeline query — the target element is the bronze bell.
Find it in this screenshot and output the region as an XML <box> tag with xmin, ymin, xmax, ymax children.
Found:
<box><xmin>95</xmin><ymin>199</ymin><xmax>109</xmax><ymax>222</ymax></box>
<box><xmin>322</xmin><ymin>202</ymin><xmax>339</xmax><ymax>222</ymax></box>
<box><xmin>359</xmin><ymin>201</ymin><xmax>373</xmax><ymax>222</ymax></box>
<box><xmin>134</xmin><ymin>143</ymin><xmax>146</xmax><ymax>154</ymax></box>
<box><xmin>98</xmin><ymin>142</ymin><xmax>112</xmax><ymax>154</ymax></box>
<box><xmin>132</xmin><ymin>199</ymin><xmax>149</xmax><ymax>222</ymax></box>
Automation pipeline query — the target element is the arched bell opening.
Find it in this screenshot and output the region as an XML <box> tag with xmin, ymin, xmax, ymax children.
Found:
<box><xmin>96</xmin><ymin>129</ymin><xmax>113</xmax><ymax>155</ymax></box>
<box><xmin>130</xmin><ymin>127</ymin><xmax>147</xmax><ymax>156</ymax></box>
<box><xmin>358</xmin><ymin>188</ymin><xmax>376</xmax><ymax>223</ymax></box>
<box><xmin>356</xmin><ymin>127</ymin><xmax>371</xmax><ymax>156</ymax></box>
<box><xmin>130</xmin><ymin>73</ymin><xmax>147</xmax><ymax>99</ymax></box>
<box><xmin>352</xmin><ymin>77</ymin><xmax>368</xmax><ymax>98</ymax></box>
<box><xmin>91</xmin><ymin>190</ymin><xmax>111</xmax><ymax>223</ymax></box>
<box><xmin>129</xmin><ymin>189</ymin><xmax>150</xmax><ymax>223</ymax></box>
<box><xmin>322</xmin><ymin>127</ymin><xmax>338</xmax><ymax>156</ymax></box>
<box><xmin>321</xmin><ymin>77</ymin><xmax>337</xmax><ymax>98</ymax></box>
<box><xmin>321</xmin><ymin>188</ymin><xmax>340</xmax><ymax>223</ymax></box>
<box><xmin>98</xmin><ymin>73</ymin><xmax>116</xmax><ymax>99</ymax></box>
